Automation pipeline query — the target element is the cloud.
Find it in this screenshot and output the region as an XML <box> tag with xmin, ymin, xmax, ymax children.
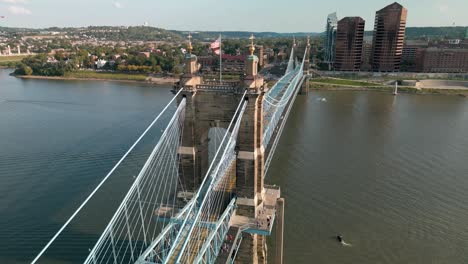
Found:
<box><xmin>113</xmin><ymin>1</ymin><xmax>123</xmax><ymax>8</ymax></box>
<box><xmin>8</xmin><ymin>5</ymin><xmax>31</xmax><ymax>15</ymax></box>
<box><xmin>2</xmin><ymin>0</ymin><xmax>29</xmax><ymax>3</ymax></box>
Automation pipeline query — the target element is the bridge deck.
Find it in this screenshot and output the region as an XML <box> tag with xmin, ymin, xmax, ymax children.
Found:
<box><xmin>214</xmin><ymin>226</ymin><xmax>240</xmax><ymax>264</ymax></box>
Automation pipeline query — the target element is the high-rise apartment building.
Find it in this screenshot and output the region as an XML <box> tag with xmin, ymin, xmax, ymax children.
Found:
<box><xmin>324</xmin><ymin>12</ymin><xmax>338</xmax><ymax>69</ymax></box>
<box><xmin>335</xmin><ymin>17</ymin><xmax>365</xmax><ymax>71</ymax></box>
<box><xmin>371</xmin><ymin>2</ymin><xmax>407</xmax><ymax>72</ymax></box>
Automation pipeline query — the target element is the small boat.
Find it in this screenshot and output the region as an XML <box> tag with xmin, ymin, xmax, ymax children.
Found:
<box><xmin>336</xmin><ymin>235</ymin><xmax>343</xmax><ymax>243</ymax></box>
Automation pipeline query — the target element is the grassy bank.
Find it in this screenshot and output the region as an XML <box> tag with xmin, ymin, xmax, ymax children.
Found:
<box><xmin>0</xmin><ymin>55</ymin><xmax>31</xmax><ymax>68</ymax></box>
<box><xmin>0</xmin><ymin>55</ymin><xmax>29</xmax><ymax>62</ymax></box>
<box><xmin>319</xmin><ymin>72</ymin><xmax>468</xmax><ymax>81</ymax></box>
<box><xmin>312</xmin><ymin>78</ymin><xmax>382</xmax><ymax>87</ymax></box>
<box><xmin>309</xmin><ymin>82</ymin><xmax>468</xmax><ymax>96</ymax></box>
<box><xmin>64</xmin><ymin>71</ymin><xmax>148</xmax><ymax>81</ymax></box>
<box><xmin>15</xmin><ymin>71</ymin><xmax>181</xmax><ymax>84</ymax></box>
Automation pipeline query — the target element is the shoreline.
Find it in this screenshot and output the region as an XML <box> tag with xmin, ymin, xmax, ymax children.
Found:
<box><xmin>309</xmin><ymin>82</ymin><xmax>468</xmax><ymax>97</ymax></box>
<box><xmin>7</xmin><ymin>73</ymin><xmax>468</xmax><ymax>97</ymax></box>
<box><xmin>14</xmin><ymin>74</ymin><xmax>178</xmax><ymax>85</ymax></box>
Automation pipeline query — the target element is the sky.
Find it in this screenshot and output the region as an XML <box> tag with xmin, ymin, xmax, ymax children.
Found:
<box><xmin>0</xmin><ymin>0</ymin><xmax>467</xmax><ymax>32</ymax></box>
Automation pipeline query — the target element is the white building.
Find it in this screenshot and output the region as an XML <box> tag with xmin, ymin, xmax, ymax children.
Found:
<box><xmin>96</xmin><ymin>59</ymin><xmax>107</xmax><ymax>68</ymax></box>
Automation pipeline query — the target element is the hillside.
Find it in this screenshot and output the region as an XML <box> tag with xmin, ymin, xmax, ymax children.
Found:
<box><xmin>364</xmin><ymin>26</ymin><xmax>467</xmax><ymax>40</ymax></box>
<box><xmin>1</xmin><ymin>26</ymin><xmax>466</xmax><ymax>41</ymax></box>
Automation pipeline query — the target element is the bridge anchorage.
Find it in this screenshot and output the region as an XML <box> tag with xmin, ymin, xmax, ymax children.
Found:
<box><xmin>32</xmin><ymin>35</ymin><xmax>310</xmax><ymax>264</ymax></box>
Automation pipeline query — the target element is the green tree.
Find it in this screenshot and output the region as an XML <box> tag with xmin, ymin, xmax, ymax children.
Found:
<box><xmin>14</xmin><ymin>63</ymin><xmax>33</xmax><ymax>75</ymax></box>
<box><xmin>23</xmin><ymin>65</ymin><xmax>33</xmax><ymax>75</ymax></box>
<box><xmin>153</xmin><ymin>65</ymin><xmax>162</xmax><ymax>73</ymax></box>
<box><xmin>172</xmin><ymin>67</ymin><xmax>182</xmax><ymax>74</ymax></box>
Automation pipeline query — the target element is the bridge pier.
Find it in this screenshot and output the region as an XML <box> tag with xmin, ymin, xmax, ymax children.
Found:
<box><xmin>275</xmin><ymin>198</ymin><xmax>285</xmax><ymax>264</ymax></box>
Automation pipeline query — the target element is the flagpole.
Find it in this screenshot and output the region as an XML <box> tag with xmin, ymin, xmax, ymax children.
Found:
<box><xmin>219</xmin><ymin>34</ymin><xmax>222</xmax><ymax>83</ymax></box>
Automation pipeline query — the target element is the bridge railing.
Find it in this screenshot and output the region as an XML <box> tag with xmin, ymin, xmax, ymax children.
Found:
<box><xmin>196</xmin><ymin>84</ymin><xmax>239</xmax><ymax>92</ymax></box>
<box><xmin>136</xmin><ymin>198</ymin><xmax>195</xmax><ymax>263</ymax></box>
<box><xmin>193</xmin><ymin>198</ymin><xmax>237</xmax><ymax>264</ymax></box>
<box><xmin>262</xmin><ymin>46</ymin><xmax>309</xmax><ymax>175</ymax></box>
<box><xmin>285</xmin><ymin>48</ymin><xmax>295</xmax><ymax>74</ymax></box>
<box><xmin>263</xmin><ymin>65</ymin><xmax>303</xmax><ymax>149</ymax></box>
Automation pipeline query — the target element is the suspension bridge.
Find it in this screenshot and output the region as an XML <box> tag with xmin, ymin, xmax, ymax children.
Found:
<box><xmin>31</xmin><ymin>35</ymin><xmax>311</xmax><ymax>264</ymax></box>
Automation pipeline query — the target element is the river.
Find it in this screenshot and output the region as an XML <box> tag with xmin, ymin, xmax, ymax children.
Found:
<box><xmin>267</xmin><ymin>90</ymin><xmax>468</xmax><ymax>263</ymax></box>
<box><xmin>1</xmin><ymin>69</ymin><xmax>468</xmax><ymax>263</ymax></box>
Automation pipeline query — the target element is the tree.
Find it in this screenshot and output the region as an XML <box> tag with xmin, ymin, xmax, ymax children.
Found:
<box><xmin>14</xmin><ymin>63</ymin><xmax>33</xmax><ymax>75</ymax></box>
<box><xmin>172</xmin><ymin>66</ymin><xmax>182</xmax><ymax>74</ymax></box>
<box><xmin>153</xmin><ymin>65</ymin><xmax>162</xmax><ymax>73</ymax></box>
<box><xmin>23</xmin><ymin>65</ymin><xmax>33</xmax><ymax>75</ymax></box>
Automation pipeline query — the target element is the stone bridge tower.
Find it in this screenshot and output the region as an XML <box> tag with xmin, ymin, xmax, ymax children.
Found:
<box><xmin>175</xmin><ymin>34</ymin><xmax>271</xmax><ymax>263</ymax></box>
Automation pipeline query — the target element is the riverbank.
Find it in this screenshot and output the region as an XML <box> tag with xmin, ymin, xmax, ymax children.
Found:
<box><xmin>0</xmin><ymin>55</ymin><xmax>29</xmax><ymax>62</ymax></box>
<box><xmin>319</xmin><ymin>70</ymin><xmax>468</xmax><ymax>80</ymax></box>
<box><xmin>309</xmin><ymin>82</ymin><xmax>468</xmax><ymax>96</ymax></box>
<box><xmin>14</xmin><ymin>71</ymin><xmax>178</xmax><ymax>85</ymax></box>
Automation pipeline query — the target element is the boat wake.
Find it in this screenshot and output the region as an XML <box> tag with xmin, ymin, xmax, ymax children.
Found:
<box><xmin>341</xmin><ymin>241</ymin><xmax>352</xmax><ymax>247</ymax></box>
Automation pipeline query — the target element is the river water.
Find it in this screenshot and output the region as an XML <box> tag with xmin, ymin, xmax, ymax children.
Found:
<box><xmin>1</xmin><ymin>69</ymin><xmax>468</xmax><ymax>263</ymax></box>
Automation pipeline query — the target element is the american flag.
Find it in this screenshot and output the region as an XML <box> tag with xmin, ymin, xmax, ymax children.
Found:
<box><xmin>210</xmin><ymin>36</ymin><xmax>221</xmax><ymax>55</ymax></box>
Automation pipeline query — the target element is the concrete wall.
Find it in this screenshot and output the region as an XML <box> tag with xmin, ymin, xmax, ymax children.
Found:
<box><xmin>418</xmin><ymin>79</ymin><xmax>468</xmax><ymax>89</ymax></box>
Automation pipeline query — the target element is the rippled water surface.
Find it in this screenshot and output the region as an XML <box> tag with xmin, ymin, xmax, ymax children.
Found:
<box><xmin>267</xmin><ymin>91</ymin><xmax>468</xmax><ymax>263</ymax></box>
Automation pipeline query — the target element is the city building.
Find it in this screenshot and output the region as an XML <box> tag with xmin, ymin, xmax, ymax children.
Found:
<box><xmin>415</xmin><ymin>48</ymin><xmax>468</xmax><ymax>73</ymax></box>
<box><xmin>371</xmin><ymin>2</ymin><xmax>407</xmax><ymax>72</ymax></box>
<box><xmin>361</xmin><ymin>39</ymin><xmax>373</xmax><ymax>71</ymax></box>
<box><xmin>335</xmin><ymin>17</ymin><xmax>365</xmax><ymax>71</ymax></box>
<box><xmin>436</xmin><ymin>39</ymin><xmax>468</xmax><ymax>49</ymax></box>
<box><xmin>263</xmin><ymin>47</ymin><xmax>274</xmax><ymax>64</ymax></box>
<box><xmin>277</xmin><ymin>49</ymin><xmax>288</xmax><ymax>61</ymax></box>
<box><xmin>324</xmin><ymin>12</ymin><xmax>338</xmax><ymax>69</ymax></box>
<box><xmin>198</xmin><ymin>54</ymin><xmax>246</xmax><ymax>75</ymax></box>
<box><xmin>255</xmin><ymin>45</ymin><xmax>265</xmax><ymax>66</ymax></box>
<box><xmin>95</xmin><ymin>59</ymin><xmax>107</xmax><ymax>69</ymax></box>
<box><xmin>401</xmin><ymin>40</ymin><xmax>428</xmax><ymax>71</ymax></box>
<box><xmin>138</xmin><ymin>51</ymin><xmax>151</xmax><ymax>58</ymax></box>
